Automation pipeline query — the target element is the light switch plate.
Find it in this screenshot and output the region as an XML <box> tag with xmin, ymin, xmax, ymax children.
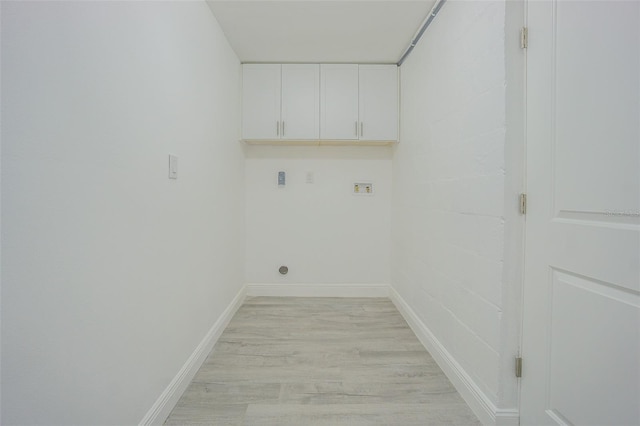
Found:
<box><xmin>169</xmin><ymin>155</ymin><xmax>178</xmax><ymax>179</ymax></box>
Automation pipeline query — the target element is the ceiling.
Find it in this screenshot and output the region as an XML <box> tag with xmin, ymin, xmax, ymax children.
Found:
<box><xmin>206</xmin><ymin>1</ymin><xmax>437</xmax><ymax>64</ymax></box>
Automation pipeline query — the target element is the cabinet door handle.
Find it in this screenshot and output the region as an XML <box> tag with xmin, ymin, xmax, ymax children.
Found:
<box><xmin>282</xmin><ymin>121</ymin><xmax>285</xmax><ymax>136</ymax></box>
<box><xmin>276</xmin><ymin>121</ymin><xmax>280</xmax><ymax>136</ymax></box>
<box><xmin>355</xmin><ymin>121</ymin><xmax>359</xmax><ymax>137</ymax></box>
<box><xmin>360</xmin><ymin>122</ymin><xmax>364</xmax><ymax>137</ymax></box>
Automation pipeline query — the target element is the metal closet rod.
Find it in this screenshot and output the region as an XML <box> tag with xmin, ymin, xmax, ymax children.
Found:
<box><xmin>397</xmin><ymin>0</ymin><xmax>448</xmax><ymax>66</ymax></box>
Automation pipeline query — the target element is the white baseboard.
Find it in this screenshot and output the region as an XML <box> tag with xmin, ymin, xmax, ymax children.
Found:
<box><xmin>389</xmin><ymin>287</ymin><xmax>519</xmax><ymax>426</ymax></box>
<box><xmin>495</xmin><ymin>409</ymin><xmax>520</xmax><ymax>426</ymax></box>
<box><xmin>139</xmin><ymin>285</ymin><xmax>247</xmax><ymax>426</ymax></box>
<box><xmin>246</xmin><ymin>283</ymin><xmax>389</xmax><ymax>298</ymax></box>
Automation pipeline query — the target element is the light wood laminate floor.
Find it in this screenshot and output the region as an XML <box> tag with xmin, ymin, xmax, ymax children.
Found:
<box><xmin>165</xmin><ymin>297</ymin><xmax>480</xmax><ymax>425</ymax></box>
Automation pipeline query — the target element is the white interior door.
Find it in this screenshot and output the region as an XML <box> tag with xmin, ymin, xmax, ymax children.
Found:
<box><xmin>521</xmin><ymin>1</ymin><xmax>640</xmax><ymax>425</ymax></box>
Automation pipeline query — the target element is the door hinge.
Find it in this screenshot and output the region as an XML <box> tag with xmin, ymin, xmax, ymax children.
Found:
<box><xmin>515</xmin><ymin>357</ymin><xmax>523</xmax><ymax>378</ymax></box>
<box><xmin>519</xmin><ymin>193</ymin><xmax>527</xmax><ymax>215</ymax></box>
<box><xmin>520</xmin><ymin>27</ymin><xmax>528</xmax><ymax>49</ymax></box>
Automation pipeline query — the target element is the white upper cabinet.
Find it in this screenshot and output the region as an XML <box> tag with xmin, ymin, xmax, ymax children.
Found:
<box><xmin>320</xmin><ymin>64</ymin><xmax>359</xmax><ymax>140</ymax></box>
<box><xmin>242</xmin><ymin>64</ymin><xmax>281</xmax><ymax>140</ymax></box>
<box><xmin>242</xmin><ymin>64</ymin><xmax>319</xmax><ymax>140</ymax></box>
<box><xmin>358</xmin><ymin>65</ymin><xmax>398</xmax><ymax>141</ymax></box>
<box><xmin>242</xmin><ymin>63</ymin><xmax>398</xmax><ymax>143</ymax></box>
<box><xmin>320</xmin><ymin>64</ymin><xmax>398</xmax><ymax>142</ymax></box>
<box><xmin>281</xmin><ymin>64</ymin><xmax>320</xmax><ymax>140</ymax></box>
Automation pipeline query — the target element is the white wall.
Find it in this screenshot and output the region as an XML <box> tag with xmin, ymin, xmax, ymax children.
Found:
<box><xmin>245</xmin><ymin>146</ymin><xmax>391</xmax><ymax>287</ymax></box>
<box><xmin>392</xmin><ymin>0</ymin><xmax>522</xmax><ymax>419</ymax></box>
<box><xmin>1</xmin><ymin>2</ymin><xmax>244</xmax><ymax>424</ymax></box>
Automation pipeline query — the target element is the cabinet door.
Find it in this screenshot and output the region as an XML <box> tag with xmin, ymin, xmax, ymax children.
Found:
<box><xmin>242</xmin><ymin>64</ymin><xmax>281</xmax><ymax>140</ymax></box>
<box><xmin>359</xmin><ymin>65</ymin><xmax>398</xmax><ymax>141</ymax></box>
<box><xmin>320</xmin><ymin>64</ymin><xmax>359</xmax><ymax>140</ymax></box>
<box><xmin>281</xmin><ymin>64</ymin><xmax>319</xmax><ymax>140</ymax></box>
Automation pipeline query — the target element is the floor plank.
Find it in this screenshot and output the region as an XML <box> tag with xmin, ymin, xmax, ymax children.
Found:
<box><xmin>165</xmin><ymin>297</ymin><xmax>480</xmax><ymax>425</ymax></box>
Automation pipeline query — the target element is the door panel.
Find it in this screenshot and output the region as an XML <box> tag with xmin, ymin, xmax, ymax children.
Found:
<box><xmin>320</xmin><ymin>64</ymin><xmax>359</xmax><ymax>140</ymax></box>
<box><xmin>522</xmin><ymin>1</ymin><xmax>640</xmax><ymax>425</ymax></box>
<box><xmin>358</xmin><ymin>65</ymin><xmax>398</xmax><ymax>141</ymax></box>
<box><xmin>281</xmin><ymin>64</ymin><xmax>319</xmax><ymax>140</ymax></box>
<box><xmin>547</xmin><ymin>270</ymin><xmax>639</xmax><ymax>425</ymax></box>
<box><xmin>242</xmin><ymin>64</ymin><xmax>281</xmax><ymax>140</ymax></box>
<box><xmin>554</xmin><ymin>1</ymin><xmax>639</xmax><ymax>215</ymax></box>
